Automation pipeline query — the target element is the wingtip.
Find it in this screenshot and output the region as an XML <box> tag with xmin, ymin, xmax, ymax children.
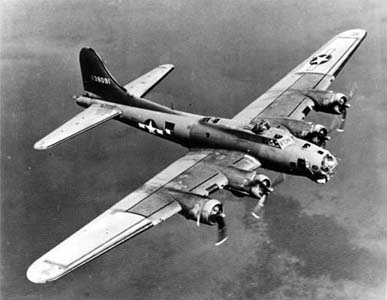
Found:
<box><xmin>160</xmin><ymin>64</ymin><xmax>175</xmax><ymax>70</ymax></box>
<box><xmin>26</xmin><ymin>265</ymin><xmax>46</xmax><ymax>284</ymax></box>
<box><xmin>26</xmin><ymin>259</ymin><xmax>65</xmax><ymax>284</ymax></box>
<box><xmin>33</xmin><ymin>141</ymin><xmax>48</xmax><ymax>150</ymax></box>
<box><xmin>338</xmin><ymin>29</ymin><xmax>367</xmax><ymax>39</ymax></box>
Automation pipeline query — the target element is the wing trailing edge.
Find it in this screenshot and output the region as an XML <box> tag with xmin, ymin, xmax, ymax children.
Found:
<box><xmin>34</xmin><ymin>104</ymin><xmax>122</xmax><ymax>150</ymax></box>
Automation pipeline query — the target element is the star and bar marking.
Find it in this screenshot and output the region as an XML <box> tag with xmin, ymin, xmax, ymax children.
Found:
<box><xmin>138</xmin><ymin>119</ymin><xmax>175</xmax><ymax>136</ymax></box>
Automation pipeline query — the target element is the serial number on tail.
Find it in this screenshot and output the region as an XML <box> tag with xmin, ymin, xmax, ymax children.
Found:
<box><xmin>91</xmin><ymin>75</ymin><xmax>111</xmax><ymax>84</ymax></box>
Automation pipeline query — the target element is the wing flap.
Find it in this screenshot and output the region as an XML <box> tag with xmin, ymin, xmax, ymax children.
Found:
<box><xmin>124</xmin><ymin>64</ymin><xmax>174</xmax><ymax>98</ymax></box>
<box><xmin>34</xmin><ymin>104</ymin><xmax>121</xmax><ymax>150</ymax></box>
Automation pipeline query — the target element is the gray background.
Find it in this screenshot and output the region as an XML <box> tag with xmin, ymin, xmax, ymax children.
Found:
<box><xmin>1</xmin><ymin>0</ymin><xmax>386</xmax><ymax>299</ymax></box>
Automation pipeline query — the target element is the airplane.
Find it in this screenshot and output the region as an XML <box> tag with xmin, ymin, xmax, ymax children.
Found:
<box><xmin>27</xmin><ymin>29</ymin><xmax>366</xmax><ymax>284</ymax></box>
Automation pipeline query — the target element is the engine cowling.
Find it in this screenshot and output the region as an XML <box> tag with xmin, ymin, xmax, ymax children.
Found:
<box><xmin>181</xmin><ymin>198</ymin><xmax>224</xmax><ymax>226</ymax></box>
<box><xmin>305</xmin><ymin>123</ymin><xmax>329</xmax><ymax>146</ymax></box>
<box><xmin>224</xmin><ymin>166</ymin><xmax>272</xmax><ymax>199</ymax></box>
<box><xmin>302</xmin><ymin>89</ymin><xmax>349</xmax><ymax>115</ymax></box>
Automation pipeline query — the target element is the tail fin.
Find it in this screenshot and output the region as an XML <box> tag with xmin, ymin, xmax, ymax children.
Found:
<box><xmin>80</xmin><ymin>48</ymin><xmax>129</xmax><ymax>104</ymax></box>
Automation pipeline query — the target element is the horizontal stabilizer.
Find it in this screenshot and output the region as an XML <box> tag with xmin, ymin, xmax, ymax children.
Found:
<box><xmin>124</xmin><ymin>64</ymin><xmax>174</xmax><ymax>98</ymax></box>
<box><xmin>34</xmin><ymin>104</ymin><xmax>122</xmax><ymax>150</ymax></box>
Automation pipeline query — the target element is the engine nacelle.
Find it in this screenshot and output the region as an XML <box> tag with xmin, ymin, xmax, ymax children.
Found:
<box><xmin>302</xmin><ymin>89</ymin><xmax>349</xmax><ymax>115</ymax></box>
<box><xmin>181</xmin><ymin>198</ymin><xmax>224</xmax><ymax>226</ymax></box>
<box><xmin>262</xmin><ymin>117</ymin><xmax>329</xmax><ymax>146</ymax></box>
<box><xmin>224</xmin><ymin>166</ymin><xmax>272</xmax><ymax>199</ymax></box>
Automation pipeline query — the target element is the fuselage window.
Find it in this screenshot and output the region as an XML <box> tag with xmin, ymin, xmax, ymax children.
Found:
<box><xmin>302</xmin><ymin>107</ymin><xmax>311</xmax><ymax>116</ymax></box>
<box><xmin>297</xmin><ymin>158</ymin><xmax>310</xmax><ymax>169</ymax></box>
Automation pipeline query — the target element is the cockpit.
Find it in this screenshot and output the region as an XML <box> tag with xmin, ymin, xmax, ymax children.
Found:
<box><xmin>251</xmin><ymin>119</ymin><xmax>271</xmax><ymax>134</ymax></box>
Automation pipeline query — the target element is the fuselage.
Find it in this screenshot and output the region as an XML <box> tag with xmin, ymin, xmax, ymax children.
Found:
<box><xmin>76</xmin><ymin>96</ymin><xmax>337</xmax><ymax>183</ymax></box>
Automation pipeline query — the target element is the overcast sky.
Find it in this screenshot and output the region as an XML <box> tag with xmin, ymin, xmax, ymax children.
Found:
<box><xmin>1</xmin><ymin>1</ymin><xmax>386</xmax><ymax>299</ymax></box>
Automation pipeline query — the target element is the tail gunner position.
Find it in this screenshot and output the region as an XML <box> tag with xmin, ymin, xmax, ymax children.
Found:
<box><xmin>28</xmin><ymin>29</ymin><xmax>366</xmax><ymax>284</ymax></box>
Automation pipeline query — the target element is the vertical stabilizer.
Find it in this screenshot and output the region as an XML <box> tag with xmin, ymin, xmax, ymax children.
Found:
<box><xmin>80</xmin><ymin>48</ymin><xmax>129</xmax><ymax>104</ymax></box>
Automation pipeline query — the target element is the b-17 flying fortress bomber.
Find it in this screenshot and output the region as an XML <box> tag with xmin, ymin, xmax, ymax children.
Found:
<box><xmin>27</xmin><ymin>29</ymin><xmax>366</xmax><ymax>283</ymax></box>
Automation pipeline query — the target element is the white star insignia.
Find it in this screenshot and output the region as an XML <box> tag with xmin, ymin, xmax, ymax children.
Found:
<box><xmin>310</xmin><ymin>54</ymin><xmax>331</xmax><ymax>65</ymax></box>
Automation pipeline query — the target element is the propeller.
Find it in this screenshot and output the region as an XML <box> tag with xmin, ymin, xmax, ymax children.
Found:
<box><xmin>251</xmin><ymin>173</ymin><xmax>286</xmax><ymax>219</ymax></box>
<box><xmin>195</xmin><ymin>202</ymin><xmax>228</xmax><ymax>246</ymax></box>
<box><xmin>334</xmin><ymin>82</ymin><xmax>358</xmax><ymax>133</ymax></box>
<box><xmin>215</xmin><ymin>212</ymin><xmax>228</xmax><ymax>246</ymax></box>
<box><xmin>251</xmin><ymin>194</ymin><xmax>268</xmax><ymax>219</ymax></box>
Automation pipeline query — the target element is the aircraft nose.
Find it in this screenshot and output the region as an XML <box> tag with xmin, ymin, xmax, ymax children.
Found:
<box><xmin>321</xmin><ymin>153</ymin><xmax>338</xmax><ymax>174</ymax></box>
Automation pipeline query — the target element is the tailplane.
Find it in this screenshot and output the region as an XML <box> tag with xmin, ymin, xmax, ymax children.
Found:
<box><xmin>33</xmin><ymin>49</ymin><xmax>177</xmax><ymax>150</ymax></box>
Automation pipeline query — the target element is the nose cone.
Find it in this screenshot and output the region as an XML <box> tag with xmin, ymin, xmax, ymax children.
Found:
<box><xmin>326</xmin><ymin>154</ymin><xmax>338</xmax><ymax>172</ymax></box>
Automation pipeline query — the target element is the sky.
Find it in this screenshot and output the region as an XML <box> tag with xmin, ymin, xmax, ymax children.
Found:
<box><xmin>1</xmin><ymin>0</ymin><xmax>386</xmax><ymax>299</ymax></box>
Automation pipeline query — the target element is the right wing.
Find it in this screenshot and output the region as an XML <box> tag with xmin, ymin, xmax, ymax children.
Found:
<box><xmin>124</xmin><ymin>64</ymin><xmax>175</xmax><ymax>98</ymax></box>
<box><xmin>34</xmin><ymin>104</ymin><xmax>122</xmax><ymax>150</ymax></box>
<box><xmin>233</xmin><ymin>29</ymin><xmax>367</xmax><ymax>123</ymax></box>
<box><xmin>27</xmin><ymin>149</ymin><xmax>261</xmax><ymax>283</ymax></box>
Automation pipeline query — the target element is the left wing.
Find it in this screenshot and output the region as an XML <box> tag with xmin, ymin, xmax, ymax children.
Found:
<box><xmin>124</xmin><ymin>64</ymin><xmax>174</xmax><ymax>98</ymax></box>
<box><xmin>27</xmin><ymin>149</ymin><xmax>260</xmax><ymax>283</ymax></box>
<box><xmin>233</xmin><ymin>29</ymin><xmax>367</xmax><ymax>123</ymax></box>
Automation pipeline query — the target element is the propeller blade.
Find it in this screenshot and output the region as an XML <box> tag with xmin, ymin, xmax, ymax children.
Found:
<box><xmin>327</xmin><ymin>116</ymin><xmax>340</xmax><ymax>134</ymax></box>
<box><xmin>337</xmin><ymin>109</ymin><xmax>347</xmax><ymax>132</ymax></box>
<box><xmin>196</xmin><ymin>203</ymin><xmax>203</xmax><ymax>227</ymax></box>
<box><xmin>348</xmin><ymin>82</ymin><xmax>359</xmax><ymax>99</ymax></box>
<box><xmin>272</xmin><ymin>173</ymin><xmax>286</xmax><ymax>187</ymax></box>
<box><xmin>215</xmin><ymin>213</ymin><xmax>228</xmax><ymax>246</ymax></box>
<box><xmin>251</xmin><ymin>194</ymin><xmax>267</xmax><ymax>219</ymax></box>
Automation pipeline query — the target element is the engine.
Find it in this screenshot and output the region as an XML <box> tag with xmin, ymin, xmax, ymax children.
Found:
<box><xmin>260</xmin><ymin>117</ymin><xmax>329</xmax><ymax>146</ymax></box>
<box><xmin>180</xmin><ymin>197</ymin><xmax>224</xmax><ymax>226</ymax></box>
<box><xmin>224</xmin><ymin>166</ymin><xmax>272</xmax><ymax>199</ymax></box>
<box><xmin>302</xmin><ymin>89</ymin><xmax>349</xmax><ymax>115</ymax></box>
